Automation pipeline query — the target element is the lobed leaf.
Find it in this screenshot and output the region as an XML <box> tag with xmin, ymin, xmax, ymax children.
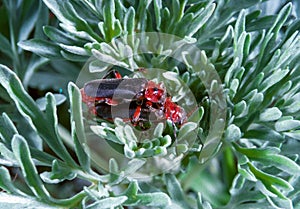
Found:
<box><xmin>0</xmin><ymin>64</ymin><xmax>76</xmax><ymax>166</ymax></box>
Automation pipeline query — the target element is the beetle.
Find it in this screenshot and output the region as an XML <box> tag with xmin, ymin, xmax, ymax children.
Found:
<box><xmin>81</xmin><ymin>70</ymin><xmax>187</xmax><ymax>130</ymax></box>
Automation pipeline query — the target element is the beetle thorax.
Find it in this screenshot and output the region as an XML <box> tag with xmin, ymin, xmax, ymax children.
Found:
<box><xmin>164</xmin><ymin>98</ymin><xmax>187</xmax><ymax>125</ymax></box>
<box><xmin>144</xmin><ymin>81</ymin><xmax>166</xmax><ymax>104</ymax></box>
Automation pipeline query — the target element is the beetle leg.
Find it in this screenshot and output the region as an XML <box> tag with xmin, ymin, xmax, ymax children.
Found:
<box><xmin>105</xmin><ymin>98</ymin><xmax>119</xmax><ymax>106</ymax></box>
<box><xmin>131</xmin><ymin>105</ymin><xmax>142</xmax><ymax>125</ymax></box>
<box><xmin>103</xmin><ymin>70</ymin><xmax>122</xmax><ymax>79</ymax></box>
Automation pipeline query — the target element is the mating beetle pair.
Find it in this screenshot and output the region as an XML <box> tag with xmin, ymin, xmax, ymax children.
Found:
<box><xmin>81</xmin><ymin>70</ymin><xmax>187</xmax><ymax>130</ymax></box>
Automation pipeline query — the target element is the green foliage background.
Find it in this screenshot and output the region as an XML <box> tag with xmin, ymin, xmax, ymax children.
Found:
<box><xmin>0</xmin><ymin>0</ymin><xmax>300</xmax><ymax>208</ymax></box>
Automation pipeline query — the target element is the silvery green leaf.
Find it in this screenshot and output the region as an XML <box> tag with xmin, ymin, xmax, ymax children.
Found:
<box><xmin>275</xmin><ymin>118</ymin><xmax>300</xmax><ymax>132</ymax></box>
<box><xmin>12</xmin><ymin>135</ymin><xmax>51</xmax><ymax>200</ymax></box>
<box><xmin>0</xmin><ymin>65</ymin><xmax>76</xmax><ymax>166</ymax></box>
<box><xmin>0</xmin><ymin>143</ymin><xmax>17</xmax><ymax>165</ymax></box>
<box><xmin>0</xmin><ymin>193</ymin><xmax>57</xmax><ymax>209</ymax></box>
<box><xmin>248</xmin><ymin>162</ymin><xmax>293</xmax><ymax>198</ymax></box>
<box><xmin>68</xmin><ymin>83</ymin><xmax>90</xmax><ymax>171</ymax></box>
<box><xmin>233</xmin><ymin>100</ymin><xmax>247</xmax><ymax>117</ymax></box>
<box><xmin>260</xmin><ymin>69</ymin><xmax>289</xmax><ymax>92</ymax></box>
<box><xmin>284</xmin><ymin>130</ymin><xmax>300</xmax><ymax>141</ymax></box>
<box><xmin>164</xmin><ymin>174</ymin><xmax>191</xmax><ymax>209</ymax></box>
<box><xmin>90</xmin><ymin>126</ymin><xmax>122</xmax><ymax>144</ymax></box>
<box><xmin>42</xmin><ymin>0</ymin><xmax>74</xmax><ymax>25</ymax></box>
<box><xmin>18</xmin><ymin>39</ymin><xmax>61</xmax><ymax>59</ymax></box>
<box><xmin>225</xmin><ymin>124</ymin><xmax>241</xmax><ymax>142</ymax></box>
<box><xmin>18</xmin><ymin>1</ymin><xmax>41</xmax><ymax>42</ymax></box>
<box><xmin>40</xmin><ymin>164</ymin><xmax>76</xmax><ymax>184</ymax></box>
<box><xmin>0</xmin><ymin>33</ymin><xmax>13</xmax><ymax>58</ymax></box>
<box><xmin>177</xmin><ymin>122</ymin><xmax>197</xmax><ymax>142</ymax></box>
<box><xmin>86</xmin><ymin>196</ymin><xmax>128</xmax><ymax>209</ymax></box>
<box><xmin>153</xmin><ymin>123</ymin><xmax>164</xmax><ymax>138</ymax></box>
<box><xmin>0</xmin><ymin>166</ymin><xmax>25</xmax><ymax>195</ymax></box>
<box><xmin>0</xmin><ymin>113</ymin><xmax>18</xmax><ymax>144</ymax></box>
<box><xmin>59</xmin><ymin>44</ymin><xmax>89</xmax><ymax>56</ymax></box>
<box><xmin>123</xmin><ymin>159</ymin><xmax>146</xmax><ymax>176</ymax></box>
<box><xmin>187</xmin><ymin>3</ymin><xmax>216</xmax><ymax>37</ymax></box>
<box><xmin>259</xmin><ymin>107</ymin><xmax>282</xmax><ymax>122</ymax></box>
<box><xmin>35</xmin><ymin>94</ymin><xmax>66</xmax><ymax>111</ymax></box>
<box><xmin>43</xmin><ymin>26</ymin><xmax>81</xmax><ymax>45</ymax></box>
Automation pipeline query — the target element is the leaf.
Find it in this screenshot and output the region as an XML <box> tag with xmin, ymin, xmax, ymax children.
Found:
<box><xmin>234</xmin><ymin>143</ymin><xmax>280</xmax><ymax>157</ymax></box>
<box><xmin>259</xmin><ymin>107</ymin><xmax>282</xmax><ymax>122</ymax></box>
<box><xmin>11</xmin><ymin>135</ymin><xmax>51</xmax><ymax>200</ymax></box>
<box><xmin>225</xmin><ymin>124</ymin><xmax>241</xmax><ymax>142</ymax></box>
<box><xmin>275</xmin><ymin>119</ymin><xmax>300</xmax><ymax>132</ymax></box>
<box><xmin>0</xmin><ymin>65</ymin><xmax>76</xmax><ymax>166</ymax></box>
<box><xmin>59</xmin><ymin>44</ymin><xmax>89</xmax><ymax>56</ymax></box>
<box><xmin>123</xmin><ymin>159</ymin><xmax>146</xmax><ymax>176</ymax></box>
<box><xmin>164</xmin><ymin>174</ymin><xmax>191</xmax><ymax>209</ymax></box>
<box><xmin>43</xmin><ymin>26</ymin><xmax>81</xmax><ymax>45</ymax></box>
<box><xmin>122</xmin><ymin>181</ymin><xmax>139</xmax><ymax>197</ymax></box>
<box><xmin>177</xmin><ymin>122</ymin><xmax>197</xmax><ymax>142</ymax></box>
<box><xmin>234</xmin><ymin>10</ymin><xmax>246</xmax><ymax>44</ymax></box>
<box><xmin>42</xmin><ymin>0</ymin><xmax>74</xmax><ymax>25</ymax></box>
<box><xmin>187</xmin><ymin>3</ymin><xmax>216</xmax><ymax>37</ymax></box>
<box><xmin>18</xmin><ymin>39</ymin><xmax>62</xmax><ymax>59</ymax></box>
<box><xmin>243</xmin><ymin>125</ymin><xmax>284</xmax><ymax>143</ymax></box>
<box><xmin>123</xmin><ymin>181</ymin><xmax>170</xmax><ymax>207</ymax></box>
<box><xmin>40</xmin><ymin>160</ymin><xmax>77</xmax><ymax>184</ymax></box>
<box><xmin>18</xmin><ymin>0</ymin><xmax>41</xmax><ymax>42</ymax></box>
<box><xmin>0</xmin><ymin>113</ymin><xmax>18</xmax><ymax>145</ymax></box>
<box><xmin>86</xmin><ymin>196</ymin><xmax>128</xmax><ymax>209</ymax></box>
<box><xmin>0</xmin><ymin>166</ymin><xmax>24</xmax><ymax>195</ymax></box>
<box><xmin>35</xmin><ymin>94</ymin><xmax>66</xmax><ymax>111</ymax></box>
<box><xmin>248</xmin><ymin>162</ymin><xmax>293</xmax><ymax>198</ymax></box>
<box><xmin>0</xmin><ymin>193</ymin><xmax>57</xmax><ymax>209</ymax></box>
<box><xmin>68</xmin><ymin>83</ymin><xmax>90</xmax><ymax>172</ymax></box>
<box><xmin>153</xmin><ymin>122</ymin><xmax>164</xmax><ymax>138</ymax></box>
<box><xmin>260</xmin><ymin>69</ymin><xmax>289</xmax><ymax>92</ymax></box>
<box><xmin>130</xmin><ymin>192</ymin><xmax>171</xmax><ymax>207</ymax></box>
<box><xmin>233</xmin><ymin>100</ymin><xmax>247</xmax><ymax>117</ymax></box>
<box><xmin>0</xmin><ymin>33</ymin><xmax>13</xmax><ymax>58</ymax></box>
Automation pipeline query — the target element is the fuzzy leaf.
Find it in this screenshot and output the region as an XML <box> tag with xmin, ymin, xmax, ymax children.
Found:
<box><xmin>86</xmin><ymin>196</ymin><xmax>128</xmax><ymax>209</ymax></box>
<box><xmin>0</xmin><ymin>113</ymin><xmax>18</xmax><ymax>145</ymax></box>
<box><xmin>233</xmin><ymin>100</ymin><xmax>247</xmax><ymax>117</ymax></box>
<box><xmin>40</xmin><ymin>160</ymin><xmax>76</xmax><ymax>184</ymax></box>
<box><xmin>248</xmin><ymin>162</ymin><xmax>293</xmax><ymax>198</ymax></box>
<box><xmin>35</xmin><ymin>94</ymin><xmax>66</xmax><ymax>111</ymax></box>
<box><xmin>259</xmin><ymin>107</ymin><xmax>282</xmax><ymax>122</ymax></box>
<box><xmin>275</xmin><ymin>119</ymin><xmax>300</xmax><ymax>132</ymax></box>
<box><xmin>164</xmin><ymin>174</ymin><xmax>191</xmax><ymax>209</ymax></box>
<box><xmin>225</xmin><ymin>124</ymin><xmax>241</xmax><ymax>142</ymax></box>
<box><xmin>18</xmin><ymin>39</ymin><xmax>62</xmax><ymax>59</ymax></box>
<box><xmin>12</xmin><ymin>135</ymin><xmax>51</xmax><ymax>200</ymax></box>
<box><xmin>187</xmin><ymin>3</ymin><xmax>216</xmax><ymax>37</ymax></box>
<box><xmin>68</xmin><ymin>83</ymin><xmax>90</xmax><ymax>171</ymax></box>
<box><xmin>0</xmin><ymin>166</ymin><xmax>24</xmax><ymax>195</ymax></box>
<box><xmin>128</xmin><ymin>192</ymin><xmax>171</xmax><ymax>207</ymax></box>
<box><xmin>43</xmin><ymin>26</ymin><xmax>81</xmax><ymax>45</ymax></box>
<box><xmin>0</xmin><ymin>193</ymin><xmax>57</xmax><ymax>209</ymax></box>
<box><xmin>0</xmin><ymin>33</ymin><xmax>13</xmax><ymax>58</ymax></box>
<box><xmin>0</xmin><ymin>65</ymin><xmax>76</xmax><ymax>166</ymax></box>
<box><xmin>260</xmin><ymin>69</ymin><xmax>289</xmax><ymax>92</ymax></box>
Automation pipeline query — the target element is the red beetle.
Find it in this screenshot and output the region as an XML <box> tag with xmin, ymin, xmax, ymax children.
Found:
<box><xmin>81</xmin><ymin>70</ymin><xmax>186</xmax><ymax>130</ymax></box>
